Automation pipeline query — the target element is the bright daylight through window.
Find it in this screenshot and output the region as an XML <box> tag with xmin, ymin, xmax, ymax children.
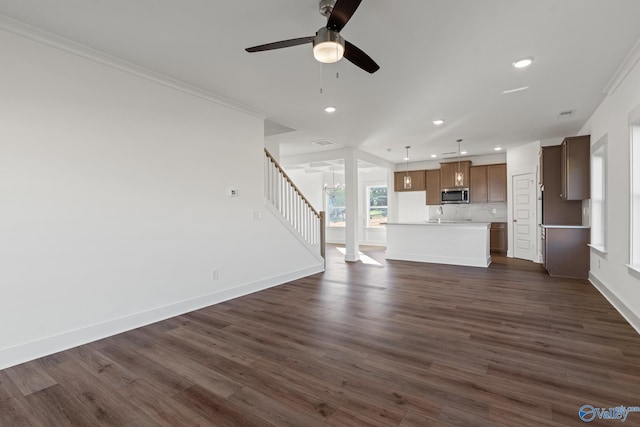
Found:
<box><xmin>631</xmin><ymin>125</ymin><xmax>640</xmax><ymax>269</ymax></box>
<box><xmin>327</xmin><ymin>188</ymin><xmax>346</xmax><ymax>227</ymax></box>
<box><xmin>591</xmin><ymin>138</ymin><xmax>607</xmax><ymax>254</ymax></box>
<box><xmin>367</xmin><ymin>185</ymin><xmax>388</xmax><ymax>227</ymax></box>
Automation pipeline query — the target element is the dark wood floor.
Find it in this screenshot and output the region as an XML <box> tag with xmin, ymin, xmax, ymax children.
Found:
<box><xmin>2</xmin><ymin>245</ymin><xmax>640</xmax><ymax>426</ymax></box>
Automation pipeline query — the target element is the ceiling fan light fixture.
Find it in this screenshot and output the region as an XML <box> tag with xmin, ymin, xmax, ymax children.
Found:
<box><xmin>313</xmin><ymin>28</ymin><xmax>345</xmax><ymax>63</ymax></box>
<box><xmin>512</xmin><ymin>57</ymin><xmax>534</xmax><ymax>69</ymax></box>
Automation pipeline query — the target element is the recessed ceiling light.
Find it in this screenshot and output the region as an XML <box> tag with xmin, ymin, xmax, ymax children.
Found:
<box><xmin>432</xmin><ymin>119</ymin><xmax>444</xmax><ymax>126</ymax></box>
<box><xmin>430</xmin><ymin>154</ymin><xmax>437</xmax><ymax>158</ymax></box>
<box><xmin>310</xmin><ymin>139</ymin><xmax>334</xmax><ymax>146</ymax></box>
<box><xmin>502</xmin><ymin>86</ymin><xmax>530</xmax><ymax>94</ymax></box>
<box><xmin>512</xmin><ymin>57</ymin><xmax>534</xmax><ymax>69</ymax></box>
<box><xmin>460</xmin><ymin>151</ymin><xmax>468</xmax><ymax>155</ymax></box>
<box><xmin>494</xmin><ymin>147</ymin><xmax>503</xmax><ymax>151</ymax></box>
<box><xmin>324</xmin><ymin>106</ymin><xmax>336</xmax><ymax>113</ymax></box>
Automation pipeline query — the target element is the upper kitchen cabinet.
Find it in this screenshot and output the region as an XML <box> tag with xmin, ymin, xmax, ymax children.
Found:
<box><xmin>469</xmin><ymin>163</ymin><xmax>507</xmax><ymax>203</ymax></box>
<box><xmin>425</xmin><ymin>169</ymin><xmax>441</xmax><ymax>205</ymax></box>
<box><xmin>440</xmin><ymin>161</ymin><xmax>471</xmax><ymax>189</ymax></box>
<box><xmin>469</xmin><ymin>166</ymin><xmax>488</xmax><ymax>203</ymax></box>
<box><xmin>542</xmin><ymin>146</ymin><xmax>582</xmax><ymax>225</ymax></box>
<box><xmin>394</xmin><ymin>170</ymin><xmax>425</xmax><ymax>192</ymax></box>
<box><xmin>487</xmin><ymin>164</ymin><xmax>507</xmax><ymax>202</ymax></box>
<box><xmin>560</xmin><ymin>135</ymin><xmax>590</xmax><ymax>200</ymax></box>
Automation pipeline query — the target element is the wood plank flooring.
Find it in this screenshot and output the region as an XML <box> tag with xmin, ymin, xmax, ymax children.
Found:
<box><xmin>2</xmin><ymin>245</ymin><xmax>640</xmax><ymax>426</ymax></box>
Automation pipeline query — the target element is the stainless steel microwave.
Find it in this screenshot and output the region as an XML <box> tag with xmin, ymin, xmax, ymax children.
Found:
<box><xmin>441</xmin><ymin>188</ymin><xmax>469</xmax><ymax>204</ymax></box>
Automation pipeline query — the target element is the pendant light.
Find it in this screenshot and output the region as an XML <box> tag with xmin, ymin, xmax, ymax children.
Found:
<box><xmin>324</xmin><ymin>166</ymin><xmax>343</xmax><ymax>198</ymax></box>
<box><xmin>404</xmin><ymin>146</ymin><xmax>412</xmax><ymax>190</ymax></box>
<box><xmin>455</xmin><ymin>139</ymin><xmax>464</xmax><ymax>187</ymax></box>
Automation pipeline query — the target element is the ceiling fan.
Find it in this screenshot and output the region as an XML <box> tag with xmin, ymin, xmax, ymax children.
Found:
<box><xmin>245</xmin><ymin>0</ymin><xmax>380</xmax><ymax>74</ymax></box>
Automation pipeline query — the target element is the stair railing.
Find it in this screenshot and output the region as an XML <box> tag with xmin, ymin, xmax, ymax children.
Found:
<box><xmin>264</xmin><ymin>149</ymin><xmax>325</xmax><ymax>260</ymax></box>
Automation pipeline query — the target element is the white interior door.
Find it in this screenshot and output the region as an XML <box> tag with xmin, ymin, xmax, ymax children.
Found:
<box><xmin>512</xmin><ymin>173</ymin><xmax>537</xmax><ymax>261</ymax></box>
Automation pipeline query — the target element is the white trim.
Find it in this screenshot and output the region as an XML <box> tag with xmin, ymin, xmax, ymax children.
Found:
<box><xmin>589</xmin><ymin>272</ymin><xmax>640</xmax><ymax>336</ymax></box>
<box><xmin>590</xmin><ymin>136</ymin><xmax>608</xmax><ymax>252</ymax></box>
<box><xmin>386</xmin><ymin>251</ymin><xmax>491</xmax><ymax>268</ymax></box>
<box><xmin>630</xmin><ymin>121</ymin><xmax>640</xmax><ymax>268</ymax></box>
<box><xmin>626</xmin><ymin>264</ymin><xmax>640</xmax><ymax>277</ymax></box>
<box><xmin>588</xmin><ymin>244</ymin><xmax>608</xmax><ymax>257</ymax></box>
<box><xmin>0</xmin><ymin>14</ymin><xmax>263</xmax><ymax>119</ymax></box>
<box><xmin>603</xmin><ymin>38</ymin><xmax>640</xmax><ymax>96</ymax></box>
<box><xmin>0</xmin><ymin>264</ymin><xmax>323</xmax><ymax>370</ymax></box>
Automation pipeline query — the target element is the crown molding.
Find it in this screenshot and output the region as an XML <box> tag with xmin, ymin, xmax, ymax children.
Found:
<box><xmin>603</xmin><ymin>37</ymin><xmax>640</xmax><ymax>96</ymax></box>
<box><xmin>0</xmin><ymin>14</ymin><xmax>265</xmax><ymax>119</ymax></box>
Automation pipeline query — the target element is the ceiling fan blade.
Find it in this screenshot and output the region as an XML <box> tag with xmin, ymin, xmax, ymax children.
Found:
<box><xmin>344</xmin><ymin>40</ymin><xmax>379</xmax><ymax>73</ymax></box>
<box><xmin>245</xmin><ymin>36</ymin><xmax>314</xmax><ymax>52</ymax></box>
<box><xmin>326</xmin><ymin>0</ymin><xmax>362</xmax><ymax>32</ymax></box>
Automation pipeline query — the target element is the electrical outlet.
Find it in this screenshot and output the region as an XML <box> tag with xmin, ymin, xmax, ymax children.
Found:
<box><xmin>492</xmin><ymin>208</ymin><xmax>497</xmax><ymax>214</ymax></box>
<box><xmin>227</xmin><ymin>188</ymin><xmax>238</xmax><ymax>197</ymax></box>
<box><xmin>212</xmin><ymin>269</ymin><xmax>219</xmax><ymax>280</ymax></box>
<box><xmin>253</xmin><ymin>211</ymin><xmax>262</xmax><ymax>220</ymax></box>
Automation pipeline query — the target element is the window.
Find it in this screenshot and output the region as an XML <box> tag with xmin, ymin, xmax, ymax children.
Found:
<box><xmin>631</xmin><ymin>125</ymin><xmax>640</xmax><ymax>269</ymax></box>
<box><xmin>326</xmin><ymin>188</ymin><xmax>346</xmax><ymax>227</ymax></box>
<box><xmin>590</xmin><ymin>136</ymin><xmax>607</xmax><ymax>254</ymax></box>
<box><xmin>367</xmin><ymin>185</ymin><xmax>388</xmax><ymax>227</ymax></box>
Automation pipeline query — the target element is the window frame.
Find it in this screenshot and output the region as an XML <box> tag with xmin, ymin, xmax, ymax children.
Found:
<box><xmin>366</xmin><ymin>184</ymin><xmax>388</xmax><ymax>228</ymax></box>
<box><xmin>325</xmin><ymin>187</ymin><xmax>346</xmax><ymax>228</ymax></box>
<box><xmin>629</xmin><ymin>121</ymin><xmax>640</xmax><ymax>273</ymax></box>
<box><xmin>589</xmin><ymin>134</ymin><xmax>608</xmax><ymax>256</ymax></box>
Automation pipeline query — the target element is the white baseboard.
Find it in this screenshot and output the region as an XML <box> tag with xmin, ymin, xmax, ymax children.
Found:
<box><xmin>0</xmin><ymin>264</ymin><xmax>323</xmax><ymax>370</ymax></box>
<box><xmin>386</xmin><ymin>251</ymin><xmax>490</xmax><ymax>268</ymax></box>
<box><xmin>589</xmin><ymin>272</ymin><xmax>640</xmax><ymax>335</ymax></box>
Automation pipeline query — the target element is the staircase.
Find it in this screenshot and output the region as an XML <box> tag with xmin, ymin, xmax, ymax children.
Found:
<box><xmin>264</xmin><ymin>149</ymin><xmax>325</xmax><ymax>263</ymax></box>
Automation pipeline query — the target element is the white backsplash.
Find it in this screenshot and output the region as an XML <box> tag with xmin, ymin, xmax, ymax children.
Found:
<box><xmin>428</xmin><ymin>203</ymin><xmax>508</xmax><ymax>222</ymax></box>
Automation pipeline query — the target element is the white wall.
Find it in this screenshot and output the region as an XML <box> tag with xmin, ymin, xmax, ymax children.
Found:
<box><xmin>506</xmin><ymin>141</ymin><xmax>541</xmax><ymax>260</ymax></box>
<box><xmin>579</xmin><ymin>44</ymin><xmax>640</xmax><ymax>333</ymax></box>
<box><xmin>0</xmin><ymin>29</ymin><xmax>322</xmax><ymax>368</ymax></box>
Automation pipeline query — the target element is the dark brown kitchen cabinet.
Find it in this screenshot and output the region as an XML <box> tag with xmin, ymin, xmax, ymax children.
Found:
<box><xmin>469</xmin><ymin>163</ymin><xmax>506</xmax><ymax>203</ymax></box>
<box><xmin>425</xmin><ymin>169</ymin><xmax>441</xmax><ymax>205</ymax></box>
<box><xmin>543</xmin><ymin>226</ymin><xmax>590</xmax><ymax>279</ymax></box>
<box><xmin>560</xmin><ymin>135</ymin><xmax>590</xmax><ymax>200</ymax></box>
<box><xmin>394</xmin><ymin>170</ymin><xmax>425</xmax><ymax>192</ymax></box>
<box><xmin>542</xmin><ymin>146</ymin><xmax>582</xmax><ymax>225</ymax></box>
<box><xmin>490</xmin><ymin>222</ymin><xmax>507</xmax><ymax>254</ymax></box>
<box><xmin>487</xmin><ymin>163</ymin><xmax>507</xmax><ymax>202</ymax></box>
<box><xmin>469</xmin><ymin>166</ymin><xmax>488</xmax><ymax>203</ymax></box>
<box><xmin>440</xmin><ymin>161</ymin><xmax>471</xmax><ymax>189</ymax></box>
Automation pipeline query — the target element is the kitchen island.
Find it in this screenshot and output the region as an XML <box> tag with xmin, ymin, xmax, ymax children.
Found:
<box><xmin>385</xmin><ymin>221</ymin><xmax>491</xmax><ymax>267</ymax></box>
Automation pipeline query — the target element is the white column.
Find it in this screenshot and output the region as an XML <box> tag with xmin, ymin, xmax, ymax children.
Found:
<box><xmin>344</xmin><ymin>148</ymin><xmax>359</xmax><ymax>262</ymax></box>
<box><xmin>387</xmin><ymin>167</ymin><xmax>398</xmax><ymax>223</ymax></box>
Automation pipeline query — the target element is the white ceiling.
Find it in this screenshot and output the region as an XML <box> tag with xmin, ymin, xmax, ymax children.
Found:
<box><xmin>1</xmin><ymin>0</ymin><xmax>640</xmax><ymax>165</ymax></box>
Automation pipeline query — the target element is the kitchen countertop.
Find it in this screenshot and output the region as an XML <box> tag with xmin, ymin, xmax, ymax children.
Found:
<box><xmin>386</xmin><ymin>221</ymin><xmax>491</xmax><ymax>267</ymax></box>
